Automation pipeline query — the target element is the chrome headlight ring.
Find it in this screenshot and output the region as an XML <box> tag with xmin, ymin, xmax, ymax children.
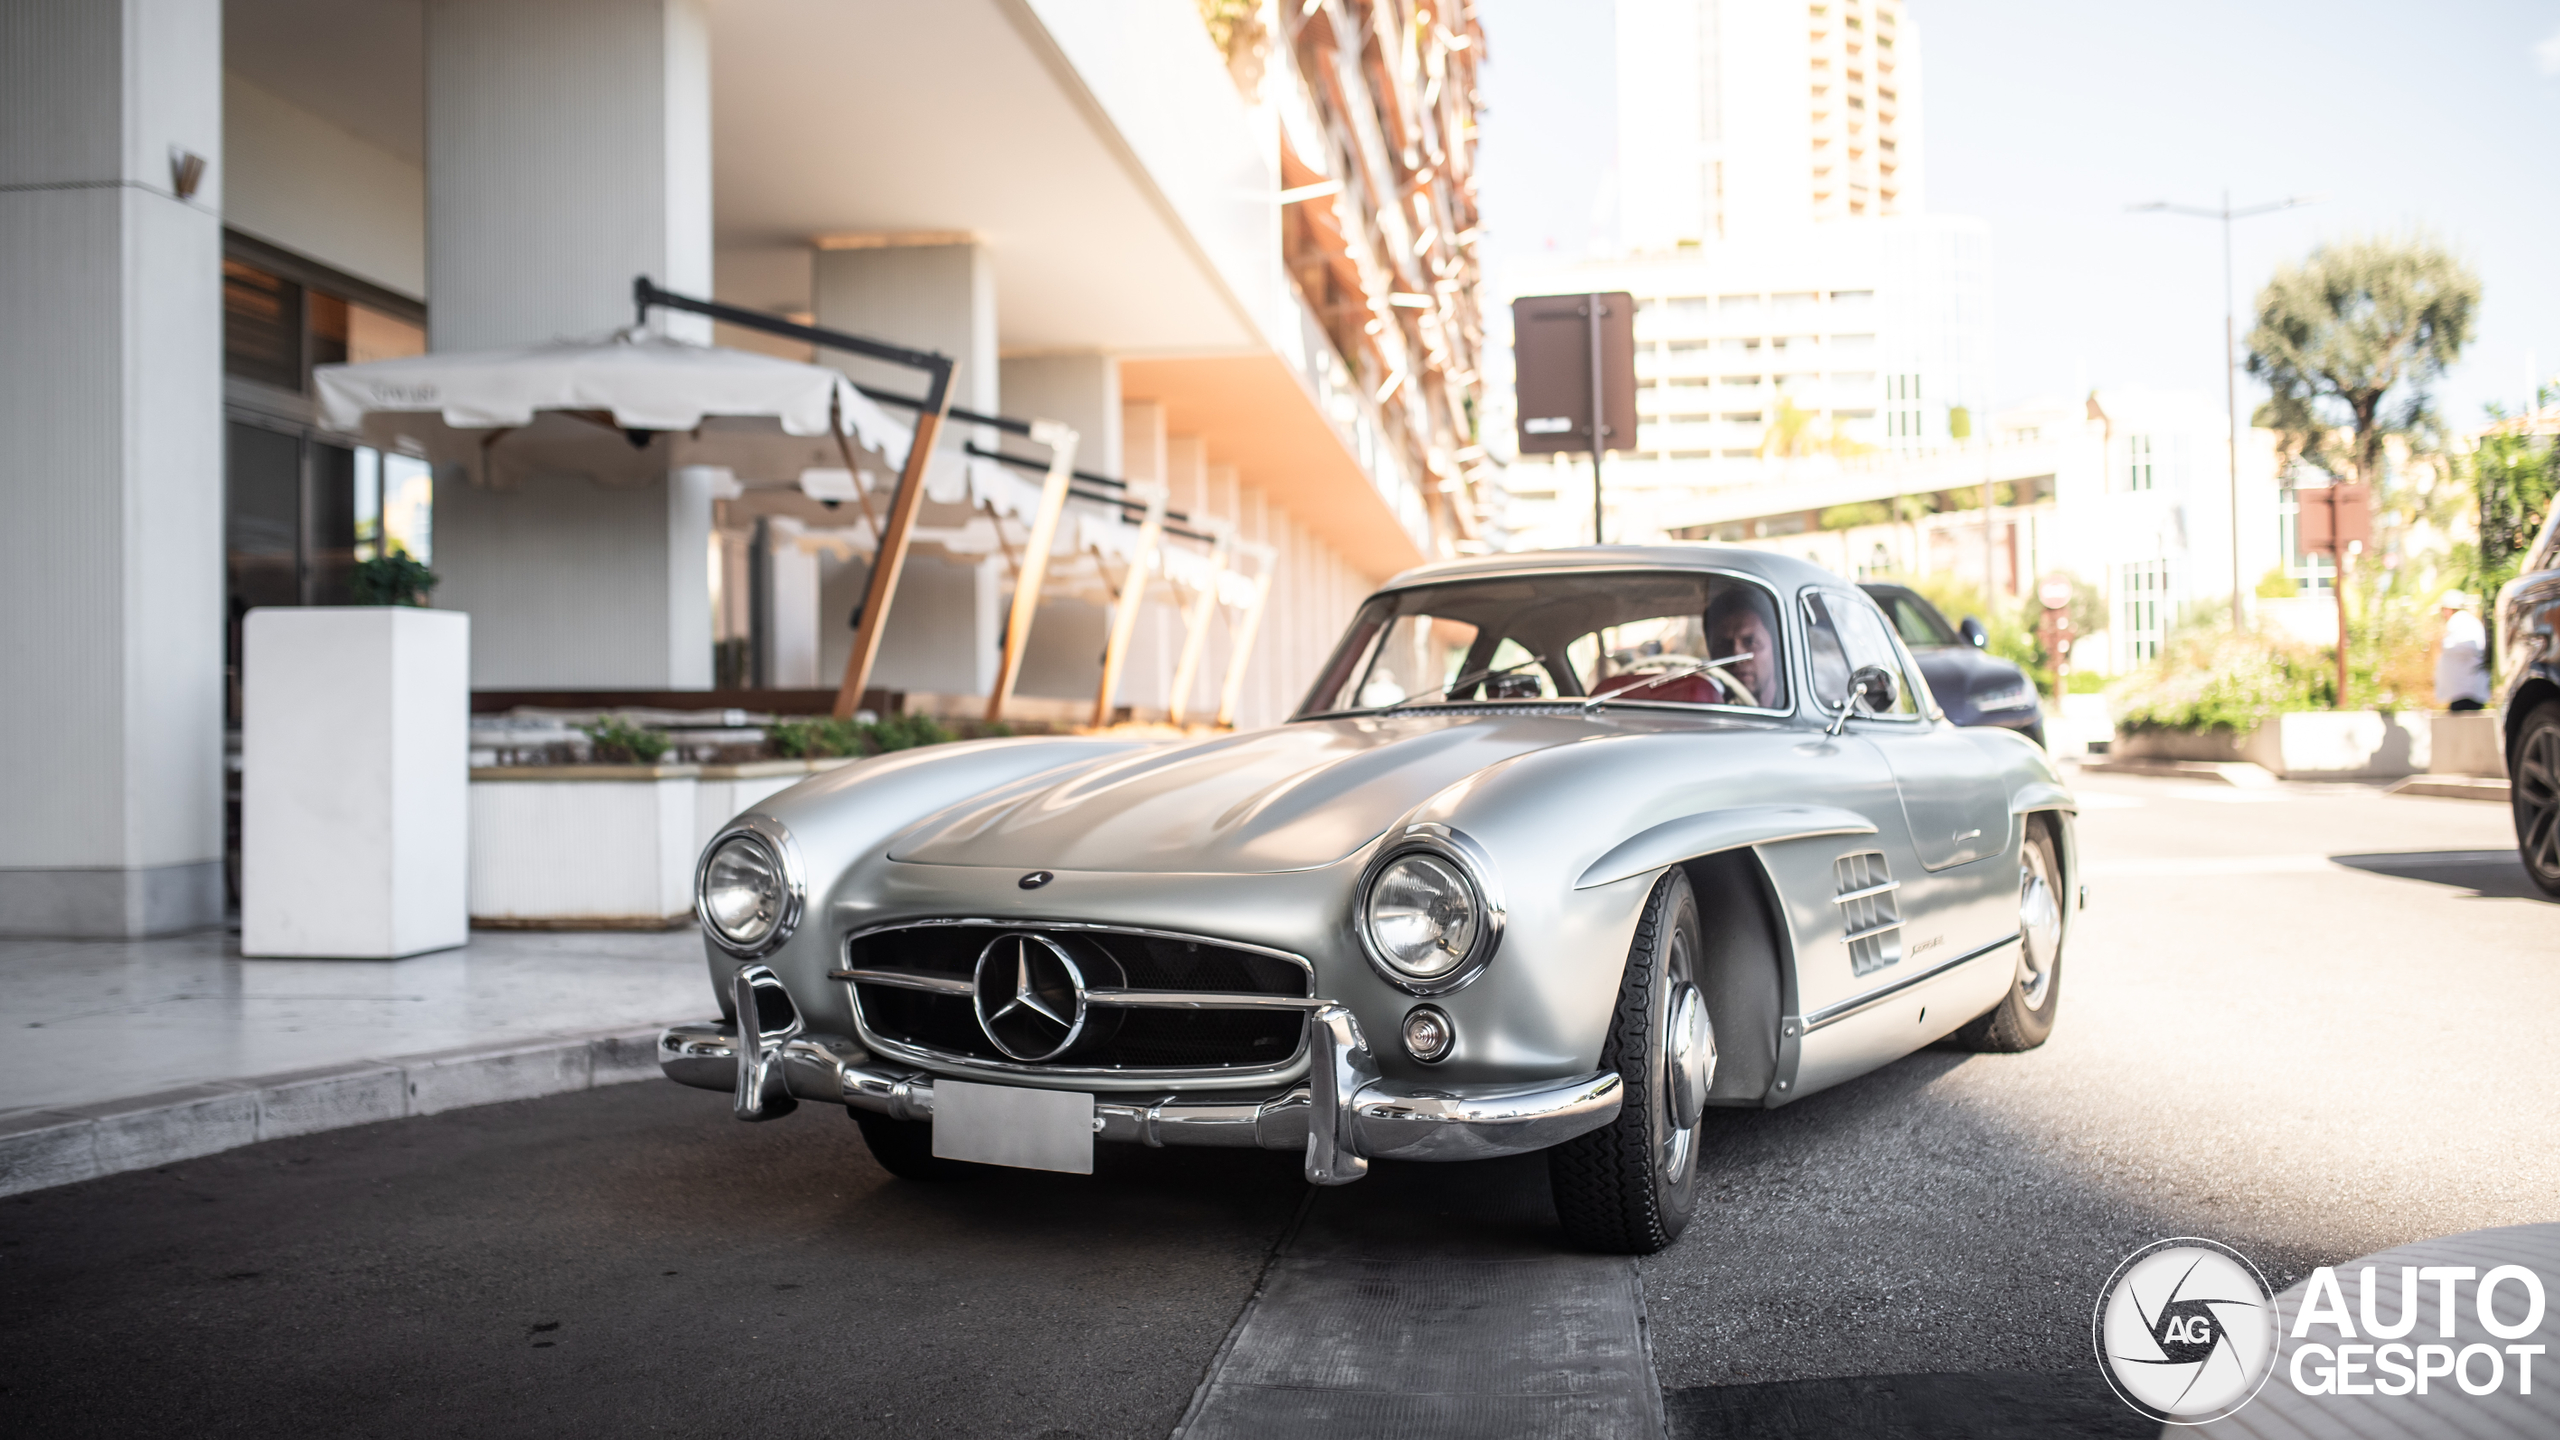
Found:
<box><xmin>1354</xmin><ymin>823</ymin><xmax>1506</xmax><ymax>996</ymax></box>
<box><xmin>694</xmin><ymin>814</ymin><xmax>807</xmax><ymax>959</ymax></box>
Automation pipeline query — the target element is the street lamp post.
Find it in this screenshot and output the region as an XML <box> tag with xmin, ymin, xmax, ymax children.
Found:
<box><xmin>2127</xmin><ymin>192</ymin><xmax>2317</xmax><ymax>629</ymax></box>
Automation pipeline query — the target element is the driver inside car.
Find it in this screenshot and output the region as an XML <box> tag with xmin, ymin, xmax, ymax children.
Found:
<box><xmin>1704</xmin><ymin>587</ymin><xmax>1778</xmax><ymax>707</ymax></box>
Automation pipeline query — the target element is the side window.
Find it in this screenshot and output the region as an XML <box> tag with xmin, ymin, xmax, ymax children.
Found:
<box><xmin>1801</xmin><ymin>590</ymin><xmax>1919</xmax><ymax>718</ymax></box>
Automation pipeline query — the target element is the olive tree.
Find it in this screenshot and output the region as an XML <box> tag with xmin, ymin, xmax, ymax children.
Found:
<box><xmin>2245</xmin><ymin>234</ymin><xmax>2479</xmax><ymax>488</ymax></box>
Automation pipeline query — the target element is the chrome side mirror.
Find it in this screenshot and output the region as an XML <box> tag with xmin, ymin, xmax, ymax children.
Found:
<box><xmin>1826</xmin><ymin>664</ymin><xmax>1899</xmax><ymax>736</ymax></box>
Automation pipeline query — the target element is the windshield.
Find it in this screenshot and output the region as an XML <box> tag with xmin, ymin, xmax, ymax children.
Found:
<box><xmin>1868</xmin><ymin>587</ymin><xmax>1958</xmax><ymax>647</ymax></box>
<box><xmin>1297</xmin><ymin>570</ymin><xmax>1790</xmax><ymax>717</ymax></box>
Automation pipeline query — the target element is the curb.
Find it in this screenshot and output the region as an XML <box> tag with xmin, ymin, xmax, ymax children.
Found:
<box><xmin>2386</xmin><ymin>774</ymin><xmax>2511</xmax><ymax>802</ymax></box>
<box><xmin>2077</xmin><ymin>758</ymin><xmax>2278</xmax><ymax>787</ymax></box>
<box><xmin>0</xmin><ymin>1025</ymin><xmax>668</xmax><ymax>1199</ymax></box>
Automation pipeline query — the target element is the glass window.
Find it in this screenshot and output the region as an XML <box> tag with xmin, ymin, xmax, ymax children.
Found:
<box><xmin>223</xmin><ymin>261</ymin><xmax>303</xmax><ymax>390</ymax></box>
<box><xmin>1801</xmin><ymin>590</ymin><xmax>1918</xmax><ymax>717</ymax></box>
<box><xmin>1300</xmin><ymin>570</ymin><xmax>1791</xmax><ymax>717</ymax></box>
<box><xmin>1878</xmin><ymin>591</ymin><xmax>1956</xmax><ymax>647</ymax></box>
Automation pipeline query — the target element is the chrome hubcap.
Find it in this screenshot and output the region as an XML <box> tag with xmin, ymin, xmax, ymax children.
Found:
<box><xmin>2016</xmin><ymin>843</ymin><xmax>2062</xmax><ymax>1010</ymax></box>
<box><xmin>1659</xmin><ymin>930</ymin><xmax>1707</xmax><ymax>1183</ymax></box>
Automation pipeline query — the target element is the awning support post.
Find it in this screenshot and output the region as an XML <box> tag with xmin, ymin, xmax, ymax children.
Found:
<box><xmin>1091</xmin><ymin>485</ymin><xmax>1168</xmax><ymax>729</ymax></box>
<box><xmin>1215</xmin><ymin>545</ymin><xmax>1277</xmax><ymax>730</ymax></box>
<box><xmin>986</xmin><ymin>420</ymin><xmax>1079</xmax><ymax>724</ymax></box>
<box><xmin>1166</xmin><ymin>530</ymin><xmax>1229</xmax><ymax>728</ymax></box>
<box><xmin>834</xmin><ymin>366</ymin><xmax>954</xmax><ymax>718</ymax></box>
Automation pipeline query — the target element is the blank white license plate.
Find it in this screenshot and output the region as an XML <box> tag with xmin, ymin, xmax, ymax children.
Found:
<box><xmin>931</xmin><ymin>1079</ymin><xmax>1095</xmax><ymax>1174</ymax></box>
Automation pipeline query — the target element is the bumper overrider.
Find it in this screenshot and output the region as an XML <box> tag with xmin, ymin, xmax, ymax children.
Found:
<box><xmin>660</xmin><ymin>964</ymin><xmax>1623</xmax><ymax>1185</ymax></box>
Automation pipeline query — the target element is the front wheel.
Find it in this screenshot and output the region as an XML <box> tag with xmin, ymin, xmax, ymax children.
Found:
<box><xmin>1549</xmin><ymin>866</ymin><xmax>1714</xmax><ymax>1255</ymax></box>
<box><xmin>2512</xmin><ymin>702</ymin><xmax>2560</xmax><ymax>899</ymax></box>
<box><xmin>1949</xmin><ymin>820</ymin><xmax>2065</xmax><ymax>1052</ymax></box>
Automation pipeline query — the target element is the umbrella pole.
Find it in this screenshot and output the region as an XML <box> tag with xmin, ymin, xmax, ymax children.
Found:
<box><xmin>986</xmin><ymin>423</ymin><xmax>1078</xmax><ymax>725</ymax></box>
<box><xmin>834</xmin><ymin>391</ymin><xmax>953</xmax><ymax>719</ymax></box>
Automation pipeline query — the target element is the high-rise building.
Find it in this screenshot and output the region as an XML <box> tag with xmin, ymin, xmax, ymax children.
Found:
<box><xmin>1617</xmin><ymin>0</ymin><xmax>1926</xmax><ymax>247</ymax></box>
<box><xmin>1494</xmin><ymin>0</ymin><xmax>1984</xmax><ymax>548</ymax></box>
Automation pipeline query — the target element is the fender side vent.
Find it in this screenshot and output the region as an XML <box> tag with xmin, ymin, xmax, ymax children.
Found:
<box><xmin>1832</xmin><ymin>851</ymin><xmax>1903</xmax><ymax>977</ymax></box>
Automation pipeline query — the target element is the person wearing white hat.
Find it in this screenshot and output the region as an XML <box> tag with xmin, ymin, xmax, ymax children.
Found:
<box><xmin>2435</xmin><ymin>590</ymin><xmax>2489</xmax><ymax>711</ymax></box>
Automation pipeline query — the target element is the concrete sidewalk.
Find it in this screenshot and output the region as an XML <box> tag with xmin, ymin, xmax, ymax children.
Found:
<box><xmin>0</xmin><ymin>927</ymin><xmax>712</xmax><ymax>1196</ymax></box>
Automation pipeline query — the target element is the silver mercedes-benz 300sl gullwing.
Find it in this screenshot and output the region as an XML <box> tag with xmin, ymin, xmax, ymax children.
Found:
<box><xmin>660</xmin><ymin>546</ymin><xmax>2076</xmax><ymax>1254</ymax></box>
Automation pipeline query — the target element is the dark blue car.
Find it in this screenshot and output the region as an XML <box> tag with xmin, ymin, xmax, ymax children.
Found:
<box><xmin>1860</xmin><ymin>583</ymin><xmax>2045</xmax><ymax>750</ymax></box>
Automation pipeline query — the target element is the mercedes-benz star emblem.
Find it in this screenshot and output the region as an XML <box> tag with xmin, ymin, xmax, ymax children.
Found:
<box><xmin>972</xmin><ymin>932</ymin><xmax>1088</xmax><ymax>1062</ymax></box>
<box><xmin>1019</xmin><ymin>871</ymin><xmax>1053</xmax><ymax>890</ymax></box>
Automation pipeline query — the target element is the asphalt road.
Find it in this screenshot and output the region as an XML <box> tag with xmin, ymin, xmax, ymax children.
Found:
<box><xmin>2</xmin><ymin>771</ymin><xmax>2547</xmax><ymax>1439</ymax></box>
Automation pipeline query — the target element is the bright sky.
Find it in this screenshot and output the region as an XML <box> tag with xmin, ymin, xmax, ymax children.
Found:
<box><xmin>1475</xmin><ymin>0</ymin><xmax>2560</xmax><ymax>426</ymax></box>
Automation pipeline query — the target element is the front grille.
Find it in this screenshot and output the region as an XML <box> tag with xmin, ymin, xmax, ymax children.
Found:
<box><xmin>843</xmin><ymin>923</ymin><xmax>1311</xmax><ymax>1076</ymax></box>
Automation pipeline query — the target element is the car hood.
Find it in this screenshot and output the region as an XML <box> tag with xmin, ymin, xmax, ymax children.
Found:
<box><xmin>1909</xmin><ymin>645</ymin><xmax>2031</xmax><ymax>710</ymax></box>
<box><xmin>887</xmin><ymin>711</ymin><xmax>1613</xmax><ymax>875</ymax></box>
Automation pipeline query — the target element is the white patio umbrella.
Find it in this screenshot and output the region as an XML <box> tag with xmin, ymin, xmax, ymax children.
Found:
<box><xmin>313</xmin><ymin>328</ymin><xmax>912</xmax><ymax>492</ymax></box>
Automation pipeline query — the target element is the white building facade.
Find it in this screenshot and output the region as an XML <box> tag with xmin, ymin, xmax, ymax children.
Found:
<box><xmin>0</xmin><ymin>0</ymin><xmax>1492</xmax><ymax>937</ymax></box>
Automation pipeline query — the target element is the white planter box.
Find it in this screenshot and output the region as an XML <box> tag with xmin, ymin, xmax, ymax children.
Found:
<box><xmin>469</xmin><ymin>766</ymin><xmax>700</xmax><ymax>928</ymax></box>
<box><xmin>2428</xmin><ymin>711</ymin><xmax>2508</xmax><ymax>778</ymax></box>
<box><xmin>242</xmin><ymin>607</ymin><xmax>470</xmax><ymax>958</ymax></box>
<box><xmin>2115</xmin><ymin>711</ymin><xmax>2428</xmax><ymax>779</ymax></box>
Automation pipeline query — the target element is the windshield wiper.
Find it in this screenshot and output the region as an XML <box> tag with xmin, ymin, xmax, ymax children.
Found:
<box><xmin>1379</xmin><ymin>657</ymin><xmax>1546</xmax><ymax>714</ymax></box>
<box><xmin>1581</xmin><ymin>652</ymin><xmax>1753</xmax><ymax>712</ymax></box>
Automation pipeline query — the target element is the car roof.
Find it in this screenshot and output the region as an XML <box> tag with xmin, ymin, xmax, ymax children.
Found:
<box><xmin>1380</xmin><ymin>544</ymin><xmax>1848</xmax><ymax>596</ymax></box>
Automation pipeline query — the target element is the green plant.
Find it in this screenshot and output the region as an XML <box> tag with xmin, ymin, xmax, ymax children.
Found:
<box><xmin>2065</xmin><ymin>670</ymin><xmax>2107</xmax><ymax>695</ymax></box>
<box><xmin>351</xmin><ymin>553</ymin><xmax>439</xmax><ymax>606</ymax></box>
<box><xmin>2255</xmin><ymin>566</ymin><xmax>2298</xmax><ymax>599</ymax></box>
<box><xmin>2109</xmin><ymin>629</ymin><xmax>2332</xmax><ymax>733</ymax></box>
<box><xmin>767</xmin><ymin>712</ymin><xmax>961</xmax><ymax>759</ymax></box>
<box><xmin>870</xmin><ymin>712</ymin><xmax>955</xmax><ymax>751</ymax></box>
<box><xmin>767</xmin><ymin>717</ymin><xmax>860</xmax><ymax>759</ymax></box>
<box><xmin>581</xmin><ymin>714</ymin><xmax>671</xmax><ymax>764</ymax></box>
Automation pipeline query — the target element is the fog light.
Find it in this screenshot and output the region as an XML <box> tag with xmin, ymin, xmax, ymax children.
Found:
<box><xmin>1402</xmin><ymin>1005</ymin><xmax>1455</xmax><ymax>1063</ymax></box>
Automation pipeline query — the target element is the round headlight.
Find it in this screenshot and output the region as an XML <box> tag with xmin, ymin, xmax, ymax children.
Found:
<box><xmin>699</xmin><ymin>834</ymin><xmax>785</xmax><ymax>950</ymax></box>
<box><xmin>1362</xmin><ymin>851</ymin><xmax>1481</xmax><ymax>981</ymax></box>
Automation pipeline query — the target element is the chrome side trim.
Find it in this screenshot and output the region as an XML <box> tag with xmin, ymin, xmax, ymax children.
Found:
<box><xmin>830</xmin><ymin>966</ymin><xmax>975</xmax><ymax>995</ymax></box>
<box><xmin>1802</xmin><ymin>933</ymin><xmax>2020</xmax><ymax>1032</ymax></box>
<box><xmin>1829</xmin><ymin>879</ymin><xmax>1902</xmax><ymax>905</ymax></box>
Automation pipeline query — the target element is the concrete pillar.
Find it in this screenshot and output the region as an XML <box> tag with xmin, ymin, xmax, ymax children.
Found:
<box><xmin>423</xmin><ymin>0</ymin><xmax>716</xmax><ymax>689</ymax></box>
<box><xmin>814</xmin><ymin>241</ymin><xmax>997</xmax><ymax>700</ymax></box>
<box><xmin>997</xmin><ymin>355</ymin><xmax>1117</xmax><ymax>703</ymax></box>
<box><xmin>426</xmin><ymin>0</ymin><xmax>711</xmax><ymax>350</ymax></box>
<box><xmin>0</xmin><ymin>0</ymin><xmax>226</xmax><ymax>936</ymax></box>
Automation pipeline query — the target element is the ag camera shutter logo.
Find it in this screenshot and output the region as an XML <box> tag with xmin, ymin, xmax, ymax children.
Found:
<box><xmin>2094</xmin><ymin>1238</ymin><xmax>2280</xmax><ymax>1424</ymax></box>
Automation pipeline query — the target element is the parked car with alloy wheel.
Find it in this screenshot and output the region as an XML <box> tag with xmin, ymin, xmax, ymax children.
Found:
<box><xmin>2498</xmin><ymin>509</ymin><xmax>2560</xmax><ymax>898</ymax></box>
<box><xmin>1860</xmin><ymin>582</ymin><xmax>2046</xmax><ymax>749</ymax></box>
<box><xmin>660</xmin><ymin>547</ymin><xmax>2078</xmax><ymax>1254</ymax></box>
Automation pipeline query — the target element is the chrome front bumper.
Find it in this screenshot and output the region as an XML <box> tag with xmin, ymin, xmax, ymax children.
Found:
<box><xmin>660</xmin><ymin>966</ymin><xmax>1622</xmax><ymax>1186</ymax></box>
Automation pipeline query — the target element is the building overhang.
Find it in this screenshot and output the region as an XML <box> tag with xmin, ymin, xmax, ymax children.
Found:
<box><xmin>1122</xmin><ymin>354</ymin><xmax>1426</xmax><ymax>581</ymax></box>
